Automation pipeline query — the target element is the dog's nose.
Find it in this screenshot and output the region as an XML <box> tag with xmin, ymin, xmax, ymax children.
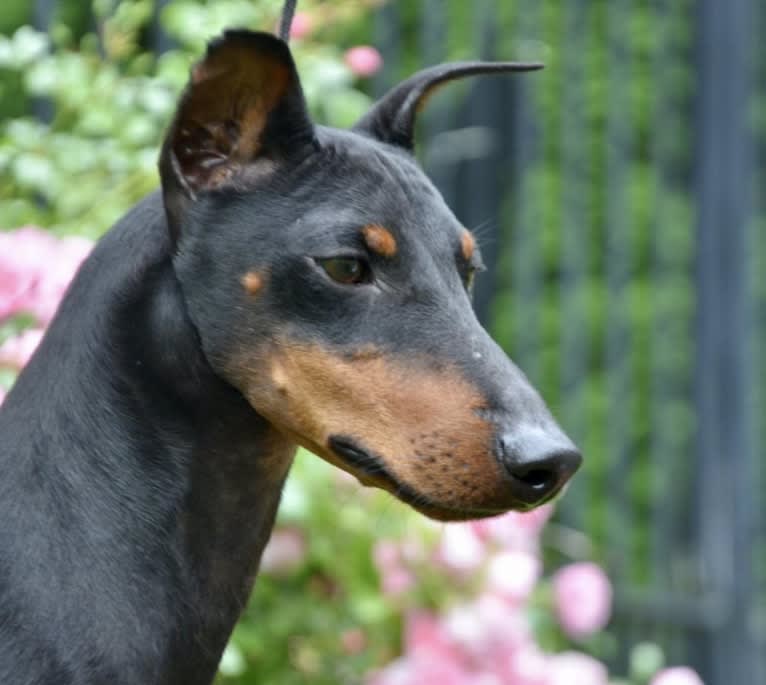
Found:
<box><xmin>497</xmin><ymin>427</ymin><xmax>582</xmax><ymax>506</ymax></box>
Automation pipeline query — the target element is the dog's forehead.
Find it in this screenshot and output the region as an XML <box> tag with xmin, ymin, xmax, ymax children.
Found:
<box><xmin>300</xmin><ymin>126</ymin><xmax>466</xmax><ymax>248</ymax></box>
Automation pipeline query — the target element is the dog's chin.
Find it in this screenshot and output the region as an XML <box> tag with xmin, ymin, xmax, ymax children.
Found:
<box><xmin>327</xmin><ymin>435</ymin><xmax>529</xmax><ymax>522</ymax></box>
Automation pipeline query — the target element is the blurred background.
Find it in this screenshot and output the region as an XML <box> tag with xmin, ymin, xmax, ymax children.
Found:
<box><xmin>0</xmin><ymin>1</ymin><xmax>763</xmax><ymax>684</ymax></box>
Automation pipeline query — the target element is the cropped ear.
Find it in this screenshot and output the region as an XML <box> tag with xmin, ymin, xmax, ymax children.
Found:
<box><xmin>159</xmin><ymin>29</ymin><xmax>314</xmax><ymax>237</ymax></box>
<box><xmin>353</xmin><ymin>61</ymin><xmax>542</xmax><ymax>151</ymax></box>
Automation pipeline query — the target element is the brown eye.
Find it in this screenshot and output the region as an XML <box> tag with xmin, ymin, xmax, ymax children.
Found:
<box><xmin>316</xmin><ymin>257</ymin><xmax>371</xmax><ymax>285</ymax></box>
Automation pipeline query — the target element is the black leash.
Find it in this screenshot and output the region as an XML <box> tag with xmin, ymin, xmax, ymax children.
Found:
<box><xmin>279</xmin><ymin>0</ymin><xmax>298</xmax><ymax>42</ymax></box>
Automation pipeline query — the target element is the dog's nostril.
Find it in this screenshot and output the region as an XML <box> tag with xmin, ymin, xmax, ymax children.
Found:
<box><xmin>515</xmin><ymin>467</ymin><xmax>556</xmax><ymax>491</ymax></box>
<box><xmin>498</xmin><ymin>428</ymin><xmax>582</xmax><ymax>505</ymax></box>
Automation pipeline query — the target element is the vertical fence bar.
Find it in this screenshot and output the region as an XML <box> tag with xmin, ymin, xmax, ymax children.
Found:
<box><xmin>605</xmin><ymin>0</ymin><xmax>633</xmax><ymax>579</ymax></box>
<box><xmin>506</xmin><ymin>0</ymin><xmax>544</xmax><ymax>390</ymax></box>
<box><xmin>454</xmin><ymin>0</ymin><xmax>502</xmax><ymax>325</ymax></box>
<box><xmin>604</xmin><ymin>0</ymin><xmax>637</xmax><ymax>665</ymax></box>
<box><xmin>751</xmin><ymin>10</ymin><xmax>766</xmax><ymax>683</ymax></box>
<box><xmin>151</xmin><ymin>0</ymin><xmax>174</xmax><ymax>54</ymax></box>
<box><xmin>695</xmin><ymin>0</ymin><xmax>756</xmax><ymax>682</ymax></box>
<box><xmin>648</xmin><ymin>0</ymin><xmax>696</xmax><ymax>665</ymax></box>
<box><xmin>32</xmin><ymin>0</ymin><xmax>55</xmax><ymax>122</ymax></box>
<box><xmin>557</xmin><ymin>0</ymin><xmax>591</xmax><ymax>532</ymax></box>
<box><xmin>419</xmin><ymin>0</ymin><xmax>453</xmax><ymax>196</ymax></box>
<box><xmin>373</xmin><ymin>1</ymin><xmax>402</xmax><ymax>97</ymax></box>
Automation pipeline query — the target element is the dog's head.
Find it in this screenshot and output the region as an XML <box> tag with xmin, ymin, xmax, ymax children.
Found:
<box><xmin>159</xmin><ymin>30</ymin><xmax>580</xmax><ymax>521</ymax></box>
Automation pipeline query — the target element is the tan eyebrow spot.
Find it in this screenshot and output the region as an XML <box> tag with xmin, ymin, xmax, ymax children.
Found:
<box><xmin>362</xmin><ymin>224</ymin><xmax>397</xmax><ymax>258</ymax></box>
<box><xmin>461</xmin><ymin>230</ymin><xmax>476</xmax><ymax>261</ymax></box>
<box><xmin>241</xmin><ymin>271</ymin><xmax>263</xmax><ymax>295</ymax></box>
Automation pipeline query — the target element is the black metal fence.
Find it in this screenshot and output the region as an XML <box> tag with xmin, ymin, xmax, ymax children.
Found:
<box><xmin>24</xmin><ymin>0</ymin><xmax>766</xmax><ymax>682</ymax></box>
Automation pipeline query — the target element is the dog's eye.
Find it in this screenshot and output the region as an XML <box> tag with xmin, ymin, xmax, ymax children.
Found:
<box><xmin>316</xmin><ymin>257</ymin><xmax>371</xmax><ymax>285</ymax></box>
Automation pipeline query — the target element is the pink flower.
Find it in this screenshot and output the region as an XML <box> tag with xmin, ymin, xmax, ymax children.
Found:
<box><xmin>498</xmin><ymin>640</ymin><xmax>548</xmax><ymax>685</ymax></box>
<box><xmin>650</xmin><ymin>667</ymin><xmax>705</xmax><ymax>685</ymax></box>
<box><xmin>404</xmin><ymin>611</ymin><xmax>451</xmax><ymax>659</ymax></box>
<box><xmin>0</xmin><ymin>328</ymin><xmax>44</xmax><ymax>369</ymax></box>
<box><xmin>374</xmin><ymin>540</ymin><xmax>401</xmax><ymax>569</ymax></box>
<box><xmin>0</xmin><ymin>227</ymin><xmax>55</xmax><ymax>321</ymax></box>
<box><xmin>441</xmin><ymin>602</ymin><xmax>489</xmax><ymax>658</ymax></box>
<box><xmin>515</xmin><ymin>504</ymin><xmax>556</xmax><ymax>536</ymax></box>
<box><xmin>373</xmin><ymin>540</ymin><xmax>414</xmax><ymax>596</ymax></box>
<box><xmin>486</xmin><ymin>549</ymin><xmax>541</xmax><ymax>602</ymax></box>
<box><xmin>552</xmin><ymin>562</ymin><xmax>613</xmax><ymax>638</ymax></box>
<box><xmin>381</xmin><ymin>566</ymin><xmax>414</xmax><ymax>596</ymax></box>
<box><xmin>471</xmin><ymin>504</ymin><xmax>554</xmax><ymax>552</ymax></box>
<box><xmin>438</xmin><ymin>523</ymin><xmax>486</xmax><ymax>572</ymax></box>
<box><xmin>545</xmin><ymin>651</ymin><xmax>609</xmax><ymax>685</ymax></box>
<box><xmin>289</xmin><ymin>11</ymin><xmax>312</xmax><ymax>40</ymax></box>
<box><xmin>30</xmin><ymin>235</ymin><xmax>92</xmax><ymax>324</ymax></box>
<box><xmin>259</xmin><ymin>527</ymin><xmax>306</xmax><ymax>575</ymax></box>
<box><xmin>345</xmin><ymin>46</ymin><xmax>383</xmax><ymax>77</ymax></box>
<box><xmin>0</xmin><ymin>227</ymin><xmax>92</xmax><ymax>325</ymax></box>
<box><xmin>368</xmin><ymin>654</ymin><xmax>469</xmax><ymax>685</ymax></box>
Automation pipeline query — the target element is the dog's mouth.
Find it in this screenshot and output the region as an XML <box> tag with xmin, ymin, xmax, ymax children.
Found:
<box><xmin>328</xmin><ymin>435</ymin><xmax>512</xmax><ymax>522</ymax></box>
<box><xmin>328</xmin><ymin>435</ymin><xmax>405</xmax><ymax>493</ymax></box>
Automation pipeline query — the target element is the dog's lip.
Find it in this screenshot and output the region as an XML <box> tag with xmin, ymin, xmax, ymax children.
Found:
<box><xmin>328</xmin><ymin>435</ymin><xmax>400</xmax><ymax>489</ymax></box>
<box><xmin>327</xmin><ymin>435</ymin><xmax>530</xmax><ymax>521</ymax></box>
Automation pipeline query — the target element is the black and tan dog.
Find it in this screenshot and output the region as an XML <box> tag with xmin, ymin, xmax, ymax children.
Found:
<box><xmin>0</xmin><ymin>27</ymin><xmax>580</xmax><ymax>685</ymax></box>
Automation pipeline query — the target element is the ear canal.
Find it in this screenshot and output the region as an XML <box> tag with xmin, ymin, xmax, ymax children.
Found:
<box><xmin>159</xmin><ymin>29</ymin><xmax>314</xmax><ymax>235</ymax></box>
<box><xmin>353</xmin><ymin>61</ymin><xmax>542</xmax><ymax>150</ymax></box>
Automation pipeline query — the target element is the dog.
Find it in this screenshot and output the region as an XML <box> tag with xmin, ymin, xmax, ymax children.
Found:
<box><xmin>0</xmin><ymin>27</ymin><xmax>580</xmax><ymax>685</ymax></box>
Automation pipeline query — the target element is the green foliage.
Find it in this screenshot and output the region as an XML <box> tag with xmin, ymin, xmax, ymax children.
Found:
<box><xmin>0</xmin><ymin>0</ymin><xmax>373</xmax><ymax>235</ymax></box>
<box><xmin>220</xmin><ymin>454</ymin><xmax>412</xmax><ymax>684</ymax></box>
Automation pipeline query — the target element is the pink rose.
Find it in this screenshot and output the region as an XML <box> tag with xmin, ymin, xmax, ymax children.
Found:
<box><xmin>405</xmin><ymin>611</ymin><xmax>454</xmax><ymax>661</ymax></box>
<box><xmin>437</xmin><ymin>522</ymin><xmax>486</xmax><ymax>572</ymax></box>
<box><xmin>498</xmin><ymin>640</ymin><xmax>547</xmax><ymax>685</ymax></box>
<box><xmin>0</xmin><ymin>227</ymin><xmax>55</xmax><ymax>321</ymax></box>
<box><xmin>289</xmin><ymin>11</ymin><xmax>312</xmax><ymax>40</ymax></box>
<box><xmin>373</xmin><ymin>540</ymin><xmax>414</xmax><ymax>596</ymax></box>
<box><xmin>552</xmin><ymin>562</ymin><xmax>613</xmax><ymax>638</ymax></box>
<box><xmin>345</xmin><ymin>46</ymin><xmax>383</xmax><ymax>77</ymax></box>
<box><xmin>441</xmin><ymin>602</ymin><xmax>488</xmax><ymax>658</ymax></box>
<box><xmin>471</xmin><ymin>504</ymin><xmax>554</xmax><ymax>552</ymax></box>
<box><xmin>380</xmin><ymin>566</ymin><xmax>414</xmax><ymax>596</ymax></box>
<box><xmin>650</xmin><ymin>667</ymin><xmax>705</xmax><ymax>685</ymax></box>
<box><xmin>0</xmin><ymin>228</ymin><xmax>92</xmax><ymax>325</ymax></box>
<box><xmin>259</xmin><ymin>527</ymin><xmax>306</xmax><ymax>575</ymax></box>
<box><xmin>30</xmin><ymin>235</ymin><xmax>92</xmax><ymax>324</ymax></box>
<box><xmin>546</xmin><ymin>651</ymin><xmax>609</xmax><ymax>685</ymax></box>
<box><xmin>486</xmin><ymin>550</ymin><xmax>540</xmax><ymax>602</ymax></box>
<box><xmin>0</xmin><ymin>328</ymin><xmax>44</xmax><ymax>370</ymax></box>
<box><xmin>368</xmin><ymin>654</ymin><xmax>469</xmax><ymax>685</ymax></box>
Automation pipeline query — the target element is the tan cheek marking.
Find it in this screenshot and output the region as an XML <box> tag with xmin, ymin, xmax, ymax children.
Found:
<box><xmin>228</xmin><ymin>344</ymin><xmax>507</xmax><ymax>514</ymax></box>
<box><xmin>362</xmin><ymin>224</ymin><xmax>397</xmax><ymax>258</ymax></box>
<box><xmin>461</xmin><ymin>230</ymin><xmax>476</xmax><ymax>261</ymax></box>
<box><xmin>241</xmin><ymin>271</ymin><xmax>263</xmax><ymax>295</ymax></box>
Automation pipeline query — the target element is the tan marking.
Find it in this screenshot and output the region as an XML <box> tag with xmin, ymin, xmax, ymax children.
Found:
<box><xmin>362</xmin><ymin>224</ymin><xmax>397</xmax><ymax>258</ymax></box>
<box><xmin>227</xmin><ymin>343</ymin><xmax>512</xmax><ymax>521</ymax></box>
<box><xmin>241</xmin><ymin>271</ymin><xmax>263</xmax><ymax>295</ymax></box>
<box><xmin>461</xmin><ymin>230</ymin><xmax>476</xmax><ymax>261</ymax></box>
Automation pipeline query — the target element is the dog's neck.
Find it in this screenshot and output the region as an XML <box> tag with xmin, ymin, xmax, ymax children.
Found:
<box><xmin>0</xmin><ymin>197</ymin><xmax>296</xmax><ymax>683</ymax></box>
